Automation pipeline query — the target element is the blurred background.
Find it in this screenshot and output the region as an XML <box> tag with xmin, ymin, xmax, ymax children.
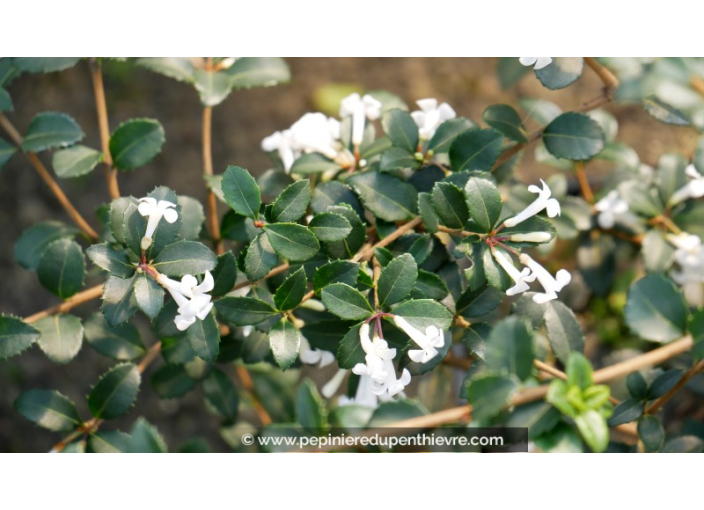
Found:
<box><xmin>0</xmin><ymin>58</ymin><xmax>699</xmax><ymax>452</ymax></box>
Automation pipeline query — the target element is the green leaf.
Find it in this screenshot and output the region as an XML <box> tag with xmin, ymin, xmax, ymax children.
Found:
<box><xmin>101</xmin><ymin>275</ymin><xmax>139</xmax><ymax>326</ymax></box>
<box><xmin>35</xmin><ymin>314</ymin><xmax>83</xmax><ymax>364</ymax></box>
<box><xmin>431</xmin><ymin>182</ymin><xmax>469</xmax><ymax>229</ymax></box>
<box><xmin>348</xmin><ymin>171</ymin><xmax>417</xmax><ymax>222</ymax></box>
<box><xmin>535</xmin><ymin>57</ymin><xmax>584</xmax><ymax>90</ymax></box>
<box><xmin>0</xmin><ymin>137</ymin><xmax>17</xmax><ymax>169</ymax></box>
<box><xmin>464</xmin><ymin>177</ymin><xmax>502</xmax><ymax>232</ymax></box>
<box><xmin>216</xmin><ymin>296</ymin><xmax>278</xmax><ymax>326</ymax></box>
<box><xmin>296</xmin><ymin>379</ymin><xmax>328</xmax><ymax>433</ymax></box>
<box><xmin>22</xmin><ymin>112</ymin><xmax>84</xmax><ymax>152</ymax></box>
<box><xmin>86</xmin><ymin>243</ymin><xmax>135</xmax><ymax>278</ymax></box>
<box><xmin>221</xmin><ymin>165</ymin><xmax>261</xmax><ymax>219</ymax></box>
<box><xmin>626</xmin><ymin>371</ymin><xmax>649</xmax><ymax>400</ymax></box>
<box><xmin>417</xmin><ymin>192</ymin><xmax>439</xmax><ymax>233</ymax></box>
<box><xmin>498</xmin><ymin>58</ymin><xmax>530</xmax><ymax>89</ymax></box>
<box><xmin>13</xmin><ymin>57</ymin><xmax>80</xmax><ymax>73</ymax></box>
<box><xmin>624</xmin><ymin>274</ymin><xmax>688</xmax><ymax>343</ymax></box>
<box><xmin>186</xmin><ymin>312</ymin><xmax>220</xmax><ymax>362</ymax></box>
<box><xmin>642</xmin><ymin>230</ymin><xmax>676</xmax><ymax>273</ymax></box>
<box><xmin>202</xmin><ymin>368</ymin><xmax>240</xmax><ymax>422</ymax></box>
<box><xmin>244</xmin><ymin>232</ymin><xmax>279</xmax><ymax>281</ymax></box>
<box><xmin>84</xmin><ymin>312</ymin><xmax>145</xmax><ymax>361</ymax></box>
<box><xmin>482</xmin><ymin>244</ymin><xmax>511</xmax><ymax>290</ymax></box>
<box><xmin>377</xmin><ymin>253</ymin><xmax>418</xmax><ymax>308</ymax></box>
<box><xmin>128</xmin><ymin>418</ymin><xmax>167</xmax><ymax>453</ymax></box>
<box><xmin>465</xmin><ymin>374</ymin><xmax>518</xmax><ymax>421</ymax></box>
<box><xmin>88</xmin><ymin>363</ymin><xmax>141</xmax><ymax>420</ymax></box>
<box><xmin>308</xmin><ymin>213</ymin><xmax>352</xmax><ymax>242</ymax></box>
<box><xmin>14</xmin><ymin>389</ymin><xmax>81</xmax><ymax>431</ymax></box>
<box><xmin>133</xmin><ymin>274</ymin><xmax>164</xmax><ymax>321</ymax></box>
<box><xmin>224</xmin><ymin>57</ymin><xmax>290</xmax><ymax>89</ymax></box>
<box><xmin>391</xmin><ymin>299</ymin><xmax>453</xmax><ymax>331</ymax></box>
<box><xmin>271</xmin><ymin>179</ymin><xmax>311</xmax><ymax>222</ymax></box>
<box><xmin>657</xmin><ymin>153</ymin><xmax>688</xmax><ymax>205</ymax></box>
<box><xmin>507</xmin><ymin>402</ymin><xmax>561</xmax><ymax>439</ymax></box>
<box><xmin>177</xmin><ymin>196</ymin><xmax>205</xmax><ymax>241</ymax></box>
<box><xmin>408</xmin><ymin>234</ymin><xmax>434</xmax><ymax>265</ymax></box>
<box><xmin>322</xmin><ymin>283</ymin><xmax>373</xmax><ymax>320</ymax></box>
<box><xmin>313</xmin><ymin>261</ymin><xmax>359</xmax><ymax>292</ymax></box>
<box><xmin>152</xmin><ymin>240</ymin><xmax>216</xmax><ymax>276</ymax></box>
<box><xmin>109</xmin><ymin>118</ymin><xmax>165</xmax><ymax>171</ymax></box>
<box><xmin>51</xmin><ymin>144</ymin><xmax>102</xmax><ymax>178</ymax></box>
<box><xmin>566</xmin><ymin>353</ymin><xmax>593</xmax><ymax>391</ymax></box>
<box><xmin>482</xmin><ymin>104</ymin><xmax>527</xmax><ymax>142</ymax></box>
<box><xmin>323</xmin><ymin>205</ymin><xmax>366</xmax><ymax>259</ymax></box>
<box><xmin>456</xmin><ymin>284</ymin><xmax>504</xmax><ymax>319</ymax></box>
<box><xmin>647</xmin><ymin>369</ymin><xmax>683</xmax><ymax>399</ymax></box>
<box><xmin>642</xmin><ymin>96</ymin><xmax>690</xmax><ymax>126</ymax></box>
<box><xmin>151</xmin><ymin>364</ymin><xmax>196</xmax><ymax>399</ymax></box>
<box><xmin>88</xmin><ymin>430</ymin><xmax>131</xmax><ymax>453</ymax></box>
<box><xmin>311</xmin><ymin>181</ymin><xmax>363</xmax><ymax>218</ymax></box>
<box><xmin>14</xmin><ymin>221</ymin><xmax>78</xmax><ymax>271</ymax></box>
<box><xmin>607</xmin><ymin>398</ymin><xmax>643</xmax><ymax>426</ymax></box>
<box><xmin>0</xmin><ymin>315</ymin><xmax>39</xmax><ymax>359</ymax></box>
<box><xmin>194</xmin><ymin>69</ymin><xmax>233</xmax><ymax>107</ymax></box>
<box><xmin>485</xmin><ymin>317</ymin><xmax>534</xmax><ymax>381</ymax></box>
<box><xmin>449</xmin><ymin>129</ymin><xmax>504</xmax><ymax>172</ymax></box>
<box><xmin>336</xmin><ymin>323</ymin><xmax>365</xmax><ymax>369</ymax></box>
<box><xmin>575</xmin><ymin>410</ymin><xmax>609</xmax><ymax>453</ymax></box>
<box><xmin>270</xmin><ymin>318</ymin><xmax>302</xmax><ymax>370</ymax></box>
<box><xmin>543</xmin><ymin>300</ymin><xmax>585</xmax><ymax>365</ymax></box>
<box><xmin>264</xmin><ymin>223</ymin><xmax>320</xmax><ymax>262</ymax></box>
<box><xmin>290</xmin><ymin>153</ymin><xmax>342</xmax><ymax>174</ymax></box>
<box><xmin>427</xmin><ymin>117</ymin><xmax>475</xmax><ymax>153</ymax></box>
<box><xmin>380</xmin><ymin>147</ymin><xmax>419</xmax><ymax>171</ymax></box>
<box><xmin>382</xmin><ymin>109</ymin><xmax>419</xmax><ymax>153</ymax></box>
<box><xmin>543</xmin><ymin>112</ymin><xmax>605</xmax><ymax>161</ymax></box>
<box><xmin>37</xmin><ymin>238</ymin><xmax>85</xmax><ymax>299</ymax></box>
<box><xmin>210</xmin><ymin>252</ymin><xmax>237</xmax><ymax>297</ymax></box>
<box><xmin>136</xmin><ymin>57</ymin><xmax>195</xmax><ymax>82</ymax></box>
<box><xmin>638</xmin><ymin>415</ymin><xmax>665</xmax><ymax>452</ymax></box>
<box><xmin>273</xmin><ymin>267</ymin><xmax>307</xmax><ymax>311</ymax></box>
<box><xmin>412</xmin><ymin>270</ymin><xmax>449</xmax><ymax>300</ymax></box>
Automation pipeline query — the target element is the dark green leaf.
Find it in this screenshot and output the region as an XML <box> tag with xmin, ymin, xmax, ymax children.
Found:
<box><xmin>427</xmin><ymin>117</ymin><xmax>475</xmax><ymax>153</ymax></box>
<box><xmin>290</xmin><ymin>153</ymin><xmax>342</xmax><ymax>174</ymax></box>
<box><xmin>194</xmin><ymin>69</ymin><xmax>233</xmax><ymax>107</ymax></box>
<box><xmin>22</xmin><ymin>112</ymin><xmax>84</xmax><ymax>152</ymax></box>
<box><xmin>244</xmin><ymin>232</ymin><xmax>279</xmax><ymax>281</ymax></box>
<box><xmin>271</xmin><ymin>179</ymin><xmax>311</xmax><ymax>223</ymax></box>
<box><xmin>35</xmin><ymin>314</ymin><xmax>83</xmax><ymax>364</ymax></box>
<box><xmin>0</xmin><ymin>315</ymin><xmax>39</xmax><ymax>359</ymax></box>
<box><xmin>202</xmin><ymin>368</ymin><xmax>240</xmax><ymax>422</ymax></box>
<box><xmin>543</xmin><ymin>112</ymin><xmax>605</xmax><ymax>161</ymax></box>
<box><xmin>544</xmin><ymin>300</ymin><xmax>585</xmax><ymax>365</ymax></box>
<box><xmin>431</xmin><ymin>182</ymin><xmax>469</xmax><ymax>229</ymax></box>
<box><xmin>535</xmin><ymin>57</ymin><xmax>584</xmax><ymax>90</ymax></box>
<box><xmin>264</xmin><ymin>223</ymin><xmax>320</xmax><ymax>262</ymax></box>
<box><xmin>270</xmin><ymin>318</ymin><xmax>302</xmax><ymax>370</ymax></box>
<box><xmin>464</xmin><ymin>177</ymin><xmax>502</xmax><ymax>232</ymax></box>
<box><xmin>14</xmin><ymin>389</ymin><xmax>81</xmax><ymax>431</ymax></box>
<box><xmin>177</xmin><ymin>196</ymin><xmax>205</xmax><ymax>240</ymax></box>
<box><xmin>311</xmin><ymin>181</ymin><xmax>364</xmax><ymax>218</ymax></box>
<box><xmin>86</xmin><ymin>243</ymin><xmax>135</xmax><ymax>278</ymax></box>
<box><xmin>313</xmin><ymin>261</ymin><xmax>359</xmax><ymax>292</ymax></box>
<box><xmin>101</xmin><ymin>275</ymin><xmax>139</xmax><ymax>326</ymax></box>
<box><xmin>151</xmin><ymin>364</ymin><xmax>196</xmax><ymax>399</ymax></box>
<box><xmin>210</xmin><ymin>252</ymin><xmax>237</xmax><ymax>297</ymax></box>
<box><xmin>377</xmin><ymin>253</ymin><xmax>418</xmax><ymax>308</ymax></box>
<box><xmin>88</xmin><ymin>363</ymin><xmax>141</xmax><ymax>420</ymax></box>
<box><xmin>216</xmin><ymin>296</ymin><xmax>278</xmax><ymax>326</ymax></box>
<box><xmin>642</xmin><ymin>96</ymin><xmax>690</xmax><ymax>126</ymax></box>
<box><xmin>14</xmin><ymin>221</ymin><xmax>79</xmax><ymax>271</ymax></box>
<box><xmin>37</xmin><ymin>238</ymin><xmax>85</xmax><ymax>299</ymax></box>
<box><xmin>417</xmin><ymin>192</ymin><xmax>439</xmax><ymax>233</ymax></box>
<box><xmin>380</xmin><ymin>147</ymin><xmax>419</xmax><ymax>171</ymax></box>
<box><xmin>274</xmin><ymin>267</ymin><xmax>307</xmax><ymax>311</ymax></box>
<box><xmin>647</xmin><ymin>369</ymin><xmax>683</xmax><ymax>399</ymax></box>
<box><xmin>456</xmin><ymin>284</ymin><xmax>504</xmax><ymax>319</ymax></box>
<box><xmin>391</xmin><ymin>299</ymin><xmax>453</xmax><ymax>331</ymax></box>
<box><xmin>482</xmin><ymin>104</ymin><xmax>527</xmax><ymax>142</ymax></box>
<box><xmin>52</xmin><ymin>145</ymin><xmax>102</xmax><ymax>178</ymax></box>
<box><xmin>485</xmin><ymin>317</ymin><xmax>534</xmax><ymax>381</ymax></box>
<box><xmin>221</xmin><ymin>165</ymin><xmax>261</xmax><ymax>219</ymax></box>
<box><xmin>638</xmin><ymin>415</ymin><xmax>665</xmax><ymax>452</ymax></box>
<box><xmin>624</xmin><ymin>274</ymin><xmax>688</xmax><ymax>343</ymax></box>
<box><xmin>607</xmin><ymin>398</ymin><xmax>643</xmax><ymax>426</ymax></box>
<box><xmin>412</xmin><ymin>270</ymin><xmax>449</xmax><ymax>300</ymax></box>
<box><xmin>507</xmin><ymin>402</ymin><xmax>561</xmax><ymax>439</ymax></box>
<box><xmin>186</xmin><ymin>312</ymin><xmax>220</xmax><ymax>362</ymax></box>
<box><xmin>642</xmin><ymin>230</ymin><xmax>675</xmax><ymax>272</ymax></box>
<box><xmin>88</xmin><ymin>430</ymin><xmax>131</xmax><ymax>453</ymax></box>
<box><xmin>449</xmin><ymin>129</ymin><xmax>504</xmax><ymax>172</ymax></box>
<box><xmin>133</xmin><ymin>274</ymin><xmax>164</xmax><ymax>321</ymax></box>
<box><xmin>84</xmin><ymin>312</ymin><xmax>145</xmax><ymax>360</ymax></box>
<box><xmin>626</xmin><ymin>371</ymin><xmax>648</xmax><ymax>400</ymax></box>
<box><xmin>308</xmin><ymin>213</ymin><xmax>352</xmax><ymax>242</ymax></box>
<box><xmin>13</xmin><ymin>57</ymin><xmax>80</xmax><ymax>73</ymax></box>
<box><xmin>224</xmin><ymin>57</ymin><xmax>290</xmax><ymax>89</ymax></box>
<box><xmin>465</xmin><ymin>374</ymin><xmax>518</xmax><ymax>421</ymax></box>
<box><xmin>0</xmin><ymin>137</ymin><xmax>17</xmax><ymax>169</ymax></box>
<box><xmin>128</xmin><ymin>418</ymin><xmax>167</xmax><ymax>453</ymax></box>
<box><xmin>152</xmin><ymin>240</ymin><xmax>216</xmax><ymax>276</ymax></box>
<box><xmin>348</xmin><ymin>171</ymin><xmax>417</xmax><ymax>222</ymax></box>
<box><xmin>322</xmin><ymin>283</ymin><xmax>373</xmax><ymax>320</ymax></box>
<box><xmin>323</xmin><ymin>205</ymin><xmax>366</xmax><ymax>259</ymax></box>
<box><xmin>296</xmin><ymin>379</ymin><xmax>328</xmax><ymax>432</ymax></box>
<box><xmin>109</xmin><ymin>118</ymin><xmax>165</xmax><ymax>170</ymax></box>
<box><xmin>382</xmin><ymin>109</ymin><xmax>419</xmax><ymax>153</ymax></box>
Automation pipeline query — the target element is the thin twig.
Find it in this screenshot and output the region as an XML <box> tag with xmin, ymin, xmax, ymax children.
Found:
<box><xmin>89</xmin><ymin>58</ymin><xmax>120</xmax><ymax>200</ymax></box>
<box><xmin>202</xmin><ymin>106</ymin><xmax>223</xmax><ymax>255</ymax></box>
<box><xmin>0</xmin><ymin>113</ymin><xmax>99</xmax><ymax>240</ymax></box>
<box><xmin>646</xmin><ymin>359</ymin><xmax>704</xmax><ymax>415</ymax></box>
<box><xmin>234</xmin><ymin>365</ymin><xmax>272</xmax><ymax>426</ymax></box>
<box><xmin>24</xmin><ymin>284</ymin><xmax>104</xmax><ymax>324</ymax></box>
<box><xmin>352</xmin><ymin>217</ymin><xmax>422</xmax><ymax>262</ymax></box>
<box><xmin>574</xmin><ymin>161</ymin><xmax>595</xmax><ymax>204</ymax></box>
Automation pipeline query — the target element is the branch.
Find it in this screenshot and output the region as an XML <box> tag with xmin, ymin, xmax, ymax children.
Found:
<box><xmin>89</xmin><ymin>58</ymin><xmax>120</xmax><ymax>200</ymax></box>
<box><xmin>646</xmin><ymin>358</ymin><xmax>704</xmax><ymax>415</ymax></box>
<box><xmin>202</xmin><ymin>106</ymin><xmax>223</xmax><ymax>255</ymax></box>
<box><xmin>0</xmin><ymin>113</ymin><xmax>99</xmax><ymax>240</ymax></box>
<box><xmin>574</xmin><ymin>161</ymin><xmax>595</xmax><ymax>204</ymax></box>
<box><xmin>234</xmin><ymin>365</ymin><xmax>272</xmax><ymax>426</ymax></box>
<box><xmin>24</xmin><ymin>284</ymin><xmax>104</xmax><ymax>324</ymax></box>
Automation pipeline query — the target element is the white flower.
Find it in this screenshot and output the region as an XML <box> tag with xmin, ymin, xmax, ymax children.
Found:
<box><xmin>492</xmin><ymin>248</ymin><xmax>533</xmax><ymax>297</ymax></box>
<box><xmin>321</xmin><ymin>368</ymin><xmax>348</xmax><ymax>399</ymax></box>
<box><xmin>261</xmin><ymin>129</ymin><xmax>298</xmax><ymax>173</ymax></box>
<box><xmin>518</xmin><ymin>254</ymin><xmax>571</xmax><ymax>304</ymax></box>
<box><xmin>299</xmin><ymin>334</ymin><xmax>335</xmax><ymax>368</ymax></box>
<box><xmin>503</xmin><ymin>179</ymin><xmax>561</xmax><ymax>228</ymax></box>
<box><xmin>352</xmin><ymin>323</ymin><xmax>411</xmax><ymax>398</ymax></box>
<box><xmin>156</xmin><ymin>271</ymin><xmax>214</xmax><ymax>331</ymax></box>
<box><xmin>392</xmin><ymin>315</ymin><xmax>444</xmax><ymax>363</ymax></box>
<box><xmin>669</xmin><ymin>164</ymin><xmax>704</xmax><ymax>206</ymax></box>
<box><xmin>411</xmin><ymin>98</ymin><xmax>456</xmax><ymax>141</ymax></box>
<box><xmin>594</xmin><ymin>190</ymin><xmax>631</xmax><ymax>229</ymax></box>
<box><xmin>339</xmin><ymin>93</ymin><xmax>382</xmax><ymax>146</ymax></box>
<box><xmin>338</xmin><ymin>374</ymin><xmax>382</xmax><ymax>408</ymax></box>
<box><xmin>519</xmin><ymin>57</ymin><xmax>553</xmax><ymax>70</ymax></box>
<box><xmin>508</xmin><ymin>232</ymin><xmax>553</xmax><ymax>243</ymax></box>
<box><xmin>289</xmin><ymin>112</ymin><xmax>342</xmax><ymax>160</ymax></box>
<box><xmin>138</xmin><ymin>197</ymin><xmax>178</xmax><ymax>250</ymax></box>
<box><xmin>668</xmin><ymin>233</ymin><xmax>704</xmax><ymax>285</ymax></box>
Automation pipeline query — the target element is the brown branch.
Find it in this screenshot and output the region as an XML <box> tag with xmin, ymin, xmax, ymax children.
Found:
<box><xmin>0</xmin><ymin>113</ymin><xmax>99</xmax><ymax>240</ymax></box>
<box><xmin>202</xmin><ymin>106</ymin><xmax>223</xmax><ymax>255</ymax></box>
<box><xmin>691</xmin><ymin>76</ymin><xmax>704</xmax><ymax>97</ymax></box>
<box><xmin>584</xmin><ymin>57</ymin><xmax>620</xmax><ymax>97</ymax></box>
<box><xmin>646</xmin><ymin>359</ymin><xmax>704</xmax><ymax>415</ymax></box>
<box><xmin>24</xmin><ymin>284</ymin><xmax>104</xmax><ymax>324</ymax></box>
<box><xmin>574</xmin><ymin>161</ymin><xmax>595</xmax><ymax>204</ymax></box>
<box><xmin>352</xmin><ymin>217</ymin><xmax>422</xmax><ymax>262</ymax></box>
<box><xmin>234</xmin><ymin>365</ymin><xmax>272</xmax><ymax>426</ymax></box>
<box><xmin>89</xmin><ymin>58</ymin><xmax>120</xmax><ymax>200</ymax></box>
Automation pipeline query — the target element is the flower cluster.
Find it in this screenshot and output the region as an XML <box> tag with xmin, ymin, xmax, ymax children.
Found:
<box><xmin>519</xmin><ymin>57</ymin><xmax>553</xmax><ymax>70</ymax></box>
<box><xmin>669</xmin><ymin>164</ymin><xmax>704</xmax><ymax>206</ymax></box>
<box><xmin>668</xmin><ymin>233</ymin><xmax>704</xmax><ymax>285</ymax></box>
<box><xmin>410</xmin><ymin>98</ymin><xmax>456</xmax><ymax>141</ymax></box>
<box><xmin>594</xmin><ymin>190</ymin><xmax>634</xmax><ymax>229</ymax></box>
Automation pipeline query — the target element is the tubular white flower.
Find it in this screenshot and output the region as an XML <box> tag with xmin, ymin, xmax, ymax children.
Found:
<box><xmin>352</xmin><ymin>323</ymin><xmax>411</xmax><ymax>399</ymax></box>
<box><xmin>519</xmin><ymin>57</ymin><xmax>553</xmax><ymax>70</ymax></box>
<box><xmin>261</xmin><ymin>129</ymin><xmax>298</xmax><ymax>173</ymax></box>
<box><xmin>669</xmin><ymin>165</ymin><xmax>704</xmax><ymax>206</ymax></box>
<box><xmin>667</xmin><ymin>233</ymin><xmax>704</xmax><ymax>285</ymax></box>
<box><xmin>411</xmin><ymin>98</ymin><xmax>456</xmax><ymax>141</ymax></box>
<box><xmin>138</xmin><ymin>197</ymin><xmax>178</xmax><ymax>250</ymax></box>
<box><xmin>492</xmin><ymin>248</ymin><xmax>533</xmax><ymax>296</ymax></box>
<box><xmin>338</xmin><ymin>374</ymin><xmax>380</xmax><ymax>408</ymax></box>
<box><xmin>339</xmin><ymin>93</ymin><xmax>382</xmax><ymax>146</ymax></box>
<box><xmin>508</xmin><ymin>232</ymin><xmax>553</xmax><ymax>243</ymax></box>
<box><xmin>595</xmin><ymin>190</ymin><xmax>631</xmax><ymax>229</ymax></box>
<box><xmin>156</xmin><ymin>271</ymin><xmax>214</xmax><ymax>331</ymax></box>
<box><xmin>503</xmin><ymin>179</ymin><xmax>561</xmax><ymax>228</ymax></box>
<box><xmin>518</xmin><ymin>254</ymin><xmax>571</xmax><ymax>304</ymax></box>
<box><xmin>299</xmin><ymin>334</ymin><xmax>335</xmax><ymax>368</ymax></box>
<box><xmin>393</xmin><ymin>315</ymin><xmax>444</xmax><ymax>363</ymax></box>
<box><xmin>290</xmin><ymin>112</ymin><xmax>342</xmax><ymax>160</ymax></box>
<box><xmin>321</xmin><ymin>368</ymin><xmax>348</xmax><ymax>399</ymax></box>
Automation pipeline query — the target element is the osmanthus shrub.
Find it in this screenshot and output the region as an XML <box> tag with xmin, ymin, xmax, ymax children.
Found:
<box><xmin>1</xmin><ymin>57</ymin><xmax>704</xmax><ymax>453</ymax></box>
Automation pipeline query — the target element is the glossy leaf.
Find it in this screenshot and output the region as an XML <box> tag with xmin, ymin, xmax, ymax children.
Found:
<box><xmin>270</xmin><ymin>318</ymin><xmax>302</xmax><ymax>370</ymax></box>
<box><xmin>321</xmin><ymin>283</ymin><xmax>373</xmax><ymax>320</ymax></box>
<box><xmin>449</xmin><ymin>129</ymin><xmax>504</xmax><ymax>172</ymax></box>
<box><xmin>88</xmin><ymin>363</ymin><xmax>141</xmax><ymax>420</ymax></box>
<box><xmin>543</xmin><ymin>112</ymin><xmax>605</xmax><ymax>161</ymax></box>
<box><xmin>377</xmin><ymin>253</ymin><xmax>418</xmax><ymax>308</ymax></box>
<box><xmin>271</xmin><ymin>179</ymin><xmax>311</xmax><ymax>223</ymax></box>
<box><xmin>86</xmin><ymin>243</ymin><xmax>135</xmax><ymax>278</ymax></box>
<box><xmin>35</xmin><ymin>314</ymin><xmax>83</xmax><ymax>364</ymax></box>
<box><xmin>216</xmin><ymin>296</ymin><xmax>278</xmax><ymax>326</ymax></box>
<box><xmin>84</xmin><ymin>312</ymin><xmax>145</xmax><ymax>360</ymax></box>
<box><xmin>221</xmin><ymin>165</ymin><xmax>261</xmax><ymax>219</ymax></box>
<box><xmin>624</xmin><ymin>274</ymin><xmax>688</xmax><ymax>343</ymax></box>
<box><xmin>14</xmin><ymin>389</ymin><xmax>81</xmax><ymax>431</ymax></box>
<box><xmin>264</xmin><ymin>223</ymin><xmax>320</xmax><ymax>262</ymax></box>
<box><xmin>109</xmin><ymin>118</ymin><xmax>165</xmax><ymax>171</ymax></box>
<box><xmin>348</xmin><ymin>171</ymin><xmax>417</xmax><ymax>222</ymax></box>
<box><xmin>37</xmin><ymin>238</ymin><xmax>85</xmax><ymax>299</ymax></box>
<box><xmin>151</xmin><ymin>240</ymin><xmax>216</xmax><ymax>277</ymax></box>
<box><xmin>52</xmin><ymin>145</ymin><xmax>102</xmax><ymax>178</ymax></box>
<box><xmin>22</xmin><ymin>112</ymin><xmax>84</xmax><ymax>152</ymax></box>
